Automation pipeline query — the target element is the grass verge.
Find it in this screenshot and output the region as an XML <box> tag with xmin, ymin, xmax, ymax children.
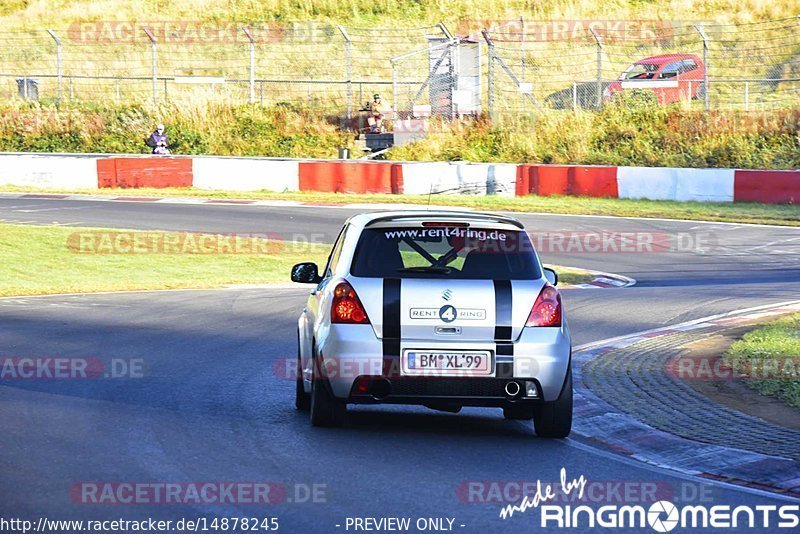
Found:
<box><xmin>0</xmin><ymin>223</ymin><xmax>594</xmax><ymax>296</ymax></box>
<box><xmin>544</xmin><ymin>267</ymin><xmax>592</xmax><ymax>286</ymax></box>
<box><xmin>4</xmin><ymin>186</ymin><xmax>799</xmax><ymax>227</ymax></box>
<box><xmin>0</xmin><ymin>223</ymin><xmax>329</xmax><ymax>296</ymax></box>
<box><xmin>724</xmin><ymin>313</ymin><xmax>800</xmax><ymax>408</ymax></box>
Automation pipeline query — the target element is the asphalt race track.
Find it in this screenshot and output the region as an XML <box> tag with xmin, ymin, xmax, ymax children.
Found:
<box><xmin>1</xmin><ymin>196</ymin><xmax>800</xmax><ymax>533</ymax></box>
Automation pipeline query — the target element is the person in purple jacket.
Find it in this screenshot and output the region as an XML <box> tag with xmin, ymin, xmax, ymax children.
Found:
<box><xmin>145</xmin><ymin>124</ymin><xmax>170</xmax><ymax>155</ymax></box>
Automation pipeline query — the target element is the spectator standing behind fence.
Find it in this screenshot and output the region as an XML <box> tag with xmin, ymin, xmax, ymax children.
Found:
<box><xmin>368</xmin><ymin>94</ymin><xmax>392</xmax><ymax>133</ymax></box>
<box><xmin>145</xmin><ymin>124</ymin><xmax>171</xmax><ymax>155</ymax></box>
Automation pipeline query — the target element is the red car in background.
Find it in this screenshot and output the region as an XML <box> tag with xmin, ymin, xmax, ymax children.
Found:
<box><xmin>603</xmin><ymin>53</ymin><xmax>706</xmax><ymax>105</ymax></box>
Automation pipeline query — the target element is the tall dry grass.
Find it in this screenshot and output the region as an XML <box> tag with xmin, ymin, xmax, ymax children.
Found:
<box><xmin>3</xmin><ymin>99</ymin><xmax>798</xmax><ymax>169</ymax></box>
<box><xmin>389</xmin><ymin>105</ymin><xmax>800</xmax><ymax>169</ymax></box>
<box><xmin>2</xmin><ymin>0</ymin><xmax>798</xmax><ymax>26</ymax></box>
<box><xmin>0</xmin><ymin>100</ymin><xmax>354</xmax><ymax>157</ymax></box>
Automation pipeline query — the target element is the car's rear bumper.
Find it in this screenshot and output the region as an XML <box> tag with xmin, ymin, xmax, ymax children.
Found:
<box><xmin>317</xmin><ymin>324</ymin><xmax>571</xmax><ymax>403</ymax></box>
<box><xmin>347</xmin><ymin>376</ymin><xmax>544</xmax><ymax>408</ymax></box>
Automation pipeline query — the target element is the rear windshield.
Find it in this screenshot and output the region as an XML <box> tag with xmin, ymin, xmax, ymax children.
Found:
<box><xmin>350</xmin><ymin>226</ymin><xmax>541</xmax><ymax>280</ymax></box>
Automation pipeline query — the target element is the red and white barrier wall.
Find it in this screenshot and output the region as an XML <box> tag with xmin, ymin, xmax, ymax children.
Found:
<box><xmin>617</xmin><ymin>167</ymin><xmax>735</xmax><ymax>202</ymax></box>
<box><xmin>0</xmin><ymin>153</ymin><xmax>797</xmax><ymax>204</ymax></box>
<box><xmin>0</xmin><ymin>154</ymin><xmax>99</xmax><ymax>189</ymax></box>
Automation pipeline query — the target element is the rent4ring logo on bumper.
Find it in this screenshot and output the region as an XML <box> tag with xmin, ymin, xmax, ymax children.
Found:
<box><xmin>409</xmin><ymin>307</ymin><xmax>487</xmax><ymax>321</ymax></box>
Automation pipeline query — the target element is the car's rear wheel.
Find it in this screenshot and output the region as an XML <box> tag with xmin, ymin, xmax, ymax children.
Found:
<box><xmin>295</xmin><ymin>332</ymin><xmax>310</xmax><ymax>411</ymax></box>
<box><xmin>533</xmin><ymin>367</ymin><xmax>572</xmax><ymax>438</ymax></box>
<box><xmin>309</xmin><ymin>351</ymin><xmax>346</xmax><ymax>427</ymax></box>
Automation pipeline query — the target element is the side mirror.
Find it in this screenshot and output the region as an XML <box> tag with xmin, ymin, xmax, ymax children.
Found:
<box><xmin>291</xmin><ymin>262</ymin><xmax>322</xmax><ymax>284</ymax></box>
<box><xmin>543</xmin><ymin>267</ymin><xmax>559</xmax><ymax>286</ymax></box>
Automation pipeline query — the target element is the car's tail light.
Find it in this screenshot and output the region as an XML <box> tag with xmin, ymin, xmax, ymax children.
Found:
<box><xmin>526</xmin><ymin>284</ymin><xmax>562</xmax><ymax>327</ymax></box>
<box><xmin>331</xmin><ymin>281</ymin><xmax>370</xmax><ymax>324</ymax></box>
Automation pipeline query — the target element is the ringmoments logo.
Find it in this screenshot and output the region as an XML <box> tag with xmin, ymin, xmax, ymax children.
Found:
<box><xmin>538</xmin><ymin>501</ymin><xmax>800</xmax><ymax>531</ymax></box>
<box><xmin>499</xmin><ymin>469</ymin><xmax>800</xmax><ymax>531</ymax></box>
<box><xmin>647</xmin><ymin>501</ymin><xmax>678</xmax><ymax>532</ymax></box>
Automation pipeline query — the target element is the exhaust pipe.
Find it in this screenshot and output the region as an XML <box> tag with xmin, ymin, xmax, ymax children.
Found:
<box><xmin>369</xmin><ymin>378</ymin><xmax>391</xmax><ymax>400</ymax></box>
<box><xmin>504</xmin><ymin>381</ymin><xmax>521</xmax><ymax>398</ymax></box>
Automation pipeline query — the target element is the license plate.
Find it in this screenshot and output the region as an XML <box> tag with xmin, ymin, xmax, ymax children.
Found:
<box><xmin>402</xmin><ymin>350</ymin><xmax>493</xmax><ymax>376</ymax></box>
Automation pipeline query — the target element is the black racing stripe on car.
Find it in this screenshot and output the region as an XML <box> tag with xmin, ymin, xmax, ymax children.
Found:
<box><xmin>494</xmin><ymin>280</ymin><xmax>514</xmax><ymax>371</ymax></box>
<box><xmin>495</xmin><ymin>362</ymin><xmax>514</xmax><ymax>379</ymax></box>
<box><xmin>496</xmin><ymin>344</ymin><xmax>513</xmax><ymax>356</ymax></box>
<box><xmin>493</xmin><ymin>280</ymin><xmax>513</xmax><ymax>341</ymax></box>
<box><xmin>496</xmin><ymin>343</ymin><xmax>514</xmax><ymax>366</ymax></box>
<box><xmin>382</xmin><ymin>278</ymin><xmax>402</xmax><ymax>378</ymax></box>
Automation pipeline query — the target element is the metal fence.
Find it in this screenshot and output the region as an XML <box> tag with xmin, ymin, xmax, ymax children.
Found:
<box><xmin>0</xmin><ymin>23</ymin><xmax>452</xmax><ymax>115</ymax></box>
<box><xmin>483</xmin><ymin>16</ymin><xmax>800</xmax><ymax>117</ymax></box>
<box><xmin>1</xmin><ymin>17</ymin><xmax>798</xmax><ymax>119</ymax></box>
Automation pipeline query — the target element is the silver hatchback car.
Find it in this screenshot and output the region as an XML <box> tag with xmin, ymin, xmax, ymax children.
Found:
<box><xmin>291</xmin><ymin>211</ymin><xmax>572</xmax><ymax>437</ymax></box>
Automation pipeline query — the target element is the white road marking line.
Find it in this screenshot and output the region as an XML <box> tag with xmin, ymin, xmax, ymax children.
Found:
<box><xmin>574</xmin><ymin>299</ymin><xmax>800</xmax><ymax>353</ymax></box>
<box><xmin>565</xmin><ymin>438</ymin><xmax>800</xmax><ymax>503</ymax></box>
<box><xmin>14</xmin><ymin>206</ymin><xmax>88</xmax><ymax>213</ymax></box>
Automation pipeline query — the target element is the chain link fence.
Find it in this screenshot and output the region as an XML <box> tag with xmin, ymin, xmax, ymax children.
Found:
<box><xmin>483</xmin><ymin>16</ymin><xmax>800</xmax><ymax>118</ymax></box>
<box><xmin>0</xmin><ymin>17</ymin><xmax>798</xmax><ymax>121</ymax></box>
<box><xmin>0</xmin><ymin>22</ymin><xmax>451</xmax><ymax>115</ymax></box>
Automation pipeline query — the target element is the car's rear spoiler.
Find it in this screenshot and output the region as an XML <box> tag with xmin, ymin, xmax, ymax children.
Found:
<box><xmin>363</xmin><ymin>212</ymin><xmax>524</xmax><ymax>229</ymax></box>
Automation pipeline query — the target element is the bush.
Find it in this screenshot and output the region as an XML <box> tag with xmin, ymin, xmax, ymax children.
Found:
<box><xmin>0</xmin><ymin>101</ymin><xmax>353</xmax><ymax>159</ymax></box>
<box><xmin>1</xmin><ymin>100</ymin><xmax>798</xmax><ymax>169</ymax></box>
<box><xmin>389</xmin><ymin>106</ymin><xmax>800</xmax><ymax>169</ymax></box>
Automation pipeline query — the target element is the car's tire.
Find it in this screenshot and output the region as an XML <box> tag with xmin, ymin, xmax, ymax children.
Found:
<box><xmin>309</xmin><ymin>352</ymin><xmax>346</xmax><ymax>427</ymax></box>
<box><xmin>533</xmin><ymin>367</ymin><xmax>572</xmax><ymax>438</ymax></box>
<box><xmin>503</xmin><ymin>405</ymin><xmax>534</xmax><ymax>420</ymax></box>
<box><xmin>295</xmin><ymin>333</ymin><xmax>310</xmax><ymax>411</ymax></box>
<box><xmin>295</xmin><ymin>360</ymin><xmax>311</xmax><ymax>411</ymax></box>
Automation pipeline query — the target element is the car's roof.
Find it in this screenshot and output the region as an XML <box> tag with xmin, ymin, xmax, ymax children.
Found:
<box><xmin>634</xmin><ymin>53</ymin><xmax>700</xmax><ymax>64</ymax></box>
<box><xmin>345</xmin><ymin>210</ymin><xmax>524</xmax><ymax>230</ymax></box>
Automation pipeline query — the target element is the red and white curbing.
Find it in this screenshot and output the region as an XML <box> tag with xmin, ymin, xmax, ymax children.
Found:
<box><xmin>573</xmin><ymin>300</ymin><xmax>800</xmax><ymax>494</ymax></box>
<box><xmin>570</xmin><ymin>271</ymin><xmax>636</xmax><ymax>289</ymax></box>
<box><xmin>0</xmin><ymin>153</ymin><xmax>798</xmax><ymax>204</ymax></box>
<box><xmin>574</xmin><ymin>300</ymin><xmax>800</xmax><ymax>354</ymax></box>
